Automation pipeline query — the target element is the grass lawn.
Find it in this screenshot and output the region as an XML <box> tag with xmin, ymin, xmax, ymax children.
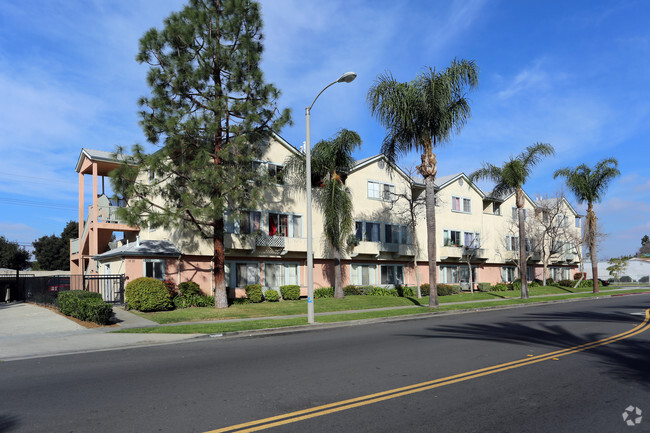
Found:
<box><xmin>115</xmin><ymin>288</ymin><xmax>649</xmax><ymax>334</ymax></box>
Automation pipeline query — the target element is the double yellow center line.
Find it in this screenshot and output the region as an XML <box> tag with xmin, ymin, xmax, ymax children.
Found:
<box><xmin>208</xmin><ymin>309</ymin><xmax>650</xmax><ymax>433</ymax></box>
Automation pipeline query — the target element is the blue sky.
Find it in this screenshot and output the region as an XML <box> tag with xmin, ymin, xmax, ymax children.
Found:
<box><xmin>0</xmin><ymin>0</ymin><xmax>648</xmax><ymax>260</ymax></box>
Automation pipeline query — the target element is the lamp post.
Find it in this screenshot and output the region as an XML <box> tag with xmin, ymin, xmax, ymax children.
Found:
<box><xmin>305</xmin><ymin>72</ymin><xmax>357</xmax><ymax>324</ymax></box>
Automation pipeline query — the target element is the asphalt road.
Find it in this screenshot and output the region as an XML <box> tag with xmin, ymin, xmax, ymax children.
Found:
<box><xmin>2</xmin><ymin>295</ymin><xmax>650</xmax><ymax>433</ymax></box>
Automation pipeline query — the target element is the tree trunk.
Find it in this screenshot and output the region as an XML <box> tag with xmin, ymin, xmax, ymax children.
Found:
<box><xmin>424</xmin><ymin>175</ymin><xmax>438</xmax><ymax>307</ymax></box>
<box><xmin>517</xmin><ymin>188</ymin><xmax>529</xmax><ymax>299</ymax></box>
<box><xmin>333</xmin><ymin>247</ymin><xmax>344</xmax><ymax>298</ymax></box>
<box><xmin>213</xmin><ymin>218</ymin><xmax>228</xmax><ymax>308</ymax></box>
<box><xmin>588</xmin><ymin>202</ymin><xmax>598</xmax><ymax>294</ymax></box>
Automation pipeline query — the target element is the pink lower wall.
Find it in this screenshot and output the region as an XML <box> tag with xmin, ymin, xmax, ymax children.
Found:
<box><xmin>117</xmin><ymin>255</ymin><xmax>579</xmax><ymax>298</ymax></box>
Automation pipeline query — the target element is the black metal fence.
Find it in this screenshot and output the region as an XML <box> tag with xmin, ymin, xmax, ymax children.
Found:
<box><xmin>0</xmin><ymin>274</ymin><xmax>126</xmax><ymax>305</ymax></box>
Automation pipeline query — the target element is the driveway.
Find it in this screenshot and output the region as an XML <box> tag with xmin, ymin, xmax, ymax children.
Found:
<box><xmin>0</xmin><ymin>302</ymin><xmax>199</xmax><ymax>361</ymax></box>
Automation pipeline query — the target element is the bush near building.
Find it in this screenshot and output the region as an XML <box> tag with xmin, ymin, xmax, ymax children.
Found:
<box><xmin>56</xmin><ymin>290</ymin><xmax>113</xmax><ymax>325</ymax></box>
<box><xmin>125</xmin><ymin>277</ymin><xmax>173</xmax><ymax>312</ymax></box>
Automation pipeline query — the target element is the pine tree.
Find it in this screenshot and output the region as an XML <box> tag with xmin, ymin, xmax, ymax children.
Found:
<box><xmin>111</xmin><ymin>0</ymin><xmax>291</xmax><ymax>308</ymax></box>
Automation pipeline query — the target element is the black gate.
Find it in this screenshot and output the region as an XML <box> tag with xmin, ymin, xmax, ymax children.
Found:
<box><xmin>0</xmin><ymin>274</ymin><xmax>126</xmax><ymax>305</ymax></box>
<box><xmin>81</xmin><ymin>274</ymin><xmax>126</xmax><ymax>304</ymax></box>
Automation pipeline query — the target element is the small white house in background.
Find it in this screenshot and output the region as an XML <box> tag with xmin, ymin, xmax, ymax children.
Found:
<box><xmin>588</xmin><ymin>258</ymin><xmax>650</xmax><ymax>282</ymax></box>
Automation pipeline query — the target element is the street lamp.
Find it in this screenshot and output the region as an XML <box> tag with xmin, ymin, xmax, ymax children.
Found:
<box><xmin>305</xmin><ymin>71</ymin><xmax>357</xmax><ymax>324</ymax></box>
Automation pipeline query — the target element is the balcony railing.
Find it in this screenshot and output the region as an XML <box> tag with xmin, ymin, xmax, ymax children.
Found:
<box><xmin>255</xmin><ymin>234</ymin><xmax>285</xmax><ymax>248</ymax></box>
<box><xmin>96</xmin><ymin>205</ymin><xmax>124</xmax><ymax>224</ymax></box>
<box><xmin>70</xmin><ymin>238</ymin><xmax>79</xmax><ymax>255</ymax></box>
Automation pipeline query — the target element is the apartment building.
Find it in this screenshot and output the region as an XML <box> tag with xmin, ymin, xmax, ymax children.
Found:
<box><xmin>71</xmin><ymin>135</ymin><xmax>582</xmax><ymax>297</ymax></box>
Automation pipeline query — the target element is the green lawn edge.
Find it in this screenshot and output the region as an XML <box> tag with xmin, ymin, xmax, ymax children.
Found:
<box><xmin>113</xmin><ymin>288</ymin><xmax>649</xmax><ymax>334</ymax></box>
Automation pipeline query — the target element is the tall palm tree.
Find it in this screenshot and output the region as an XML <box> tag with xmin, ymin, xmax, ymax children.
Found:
<box><xmin>554</xmin><ymin>158</ymin><xmax>620</xmax><ymax>293</ymax></box>
<box><xmin>469</xmin><ymin>143</ymin><xmax>555</xmax><ymax>299</ymax></box>
<box><xmin>285</xmin><ymin>129</ymin><xmax>362</xmax><ymax>298</ymax></box>
<box><xmin>367</xmin><ymin>58</ymin><xmax>478</xmax><ymax>307</ymax></box>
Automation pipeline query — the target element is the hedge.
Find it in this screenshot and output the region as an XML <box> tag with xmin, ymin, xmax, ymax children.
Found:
<box><xmin>178</xmin><ymin>281</ymin><xmax>202</xmax><ymax>296</ymax></box>
<box><xmin>173</xmin><ymin>294</ymin><xmax>214</xmax><ymax>308</ymax></box>
<box><xmin>56</xmin><ymin>290</ymin><xmax>112</xmax><ymax>325</ymax></box>
<box><xmin>280</xmin><ymin>285</ymin><xmax>301</xmax><ymax>300</ymax></box>
<box><xmin>245</xmin><ymin>284</ymin><xmax>264</xmax><ymax>303</ymax></box>
<box><xmin>264</xmin><ymin>289</ymin><xmax>280</xmax><ymax>302</ymax></box>
<box><xmin>477</xmin><ymin>282</ymin><xmax>492</xmax><ymax>292</ymax></box>
<box><xmin>420</xmin><ymin>283</ymin><xmax>460</xmax><ymax>296</ymax></box>
<box><xmin>125</xmin><ymin>277</ymin><xmax>173</xmax><ymax>312</ymax></box>
<box><xmin>314</xmin><ymin>287</ymin><xmax>334</xmax><ymax>298</ymax></box>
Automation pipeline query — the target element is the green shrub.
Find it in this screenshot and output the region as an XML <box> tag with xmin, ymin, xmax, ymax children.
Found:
<box><xmin>56</xmin><ymin>291</ymin><xmax>112</xmax><ymax>325</ymax></box>
<box><xmin>314</xmin><ymin>287</ymin><xmax>334</xmax><ymax>298</ymax></box>
<box><xmin>369</xmin><ymin>287</ymin><xmax>398</xmax><ymax>297</ymax></box>
<box><xmin>357</xmin><ymin>285</ymin><xmax>377</xmax><ymax>295</ymax></box>
<box><xmin>231</xmin><ymin>297</ymin><xmax>251</xmax><ymax>305</ymax></box>
<box><xmin>173</xmin><ymin>294</ymin><xmax>214</xmax><ymax>308</ymax></box>
<box><xmin>343</xmin><ymin>285</ymin><xmax>362</xmax><ymax>296</ymax></box>
<box><xmin>125</xmin><ymin>277</ymin><xmax>173</xmax><ymax>312</ymax></box>
<box><xmin>620</xmin><ymin>275</ymin><xmax>633</xmax><ymax>283</ymax></box>
<box><xmin>546</xmin><ymin>278</ymin><xmax>554</xmax><ymax>285</ymax></box>
<box><xmin>420</xmin><ymin>283</ymin><xmax>430</xmax><ymax>294</ymax></box>
<box><xmin>533</xmin><ymin>279</ymin><xmax>544</xmax><ymax>285</ymax></box>
<box><xmin>579</xmin><ymin>279</ymin><xmax>593</xmax><ymax>288</ymax></box>
<box><xmin>512</xmin><ymin>280</ymin><xmax>522</xmax><ymax>290</ymax></box>
<box><xmin>162</xmin><ymin>280</ymin><xmax>178</xmax><ymax>299</ymax></box>
<box><xmin>556</xmin><ymin>279</ymin><xmax>575</xmax><ymax>287</ymax></box>
<box><xmin>57</xmin><ymin>290</ymin><xmax>102</xmax><ymax>316</ymax></box>
<box><xmin>396</xmin><ymin>286</ymin><xmax>415</xmax><ymax>297</ymax></box>
<box><xmin>528</xmin><ymin>280</ymin><xmax>540</xmax><ymax>288</ymax></box>
<box><xmin>640</xmin><ymin>276</ymin><xmax>649</xmax><ymax>283</ymax></box>
<box><xmin>437</xmin><ymin>284</ymin><xmax>459</xmax><ymax>296</ymax></box>
<box><xmin>492</xmin><ymin>283</ymin><xmax>509</xmax><ymax>291</ymax></box>
<box><xmin>280</xmin><ymin>285</ymin><xmax>301</xmax><ymax>300</ymax></box>
<box><xmin>245</xmin><ymin>284</ymin><xmax>263</xmax><ymax>303</ymax></box>
<box><xmin>178</xmin><ymin>281</ymin><xmax>202</xmax><ymax>296</ymax></box>
<box><xmin>264</xmin><ymin>289</ymin><xmax>280</xmax><ymax>302</ymax></box>
<box><xmin>477</xmin><ymin>282</ymin><xmax>492</xmax><ymax>292</ymax></box>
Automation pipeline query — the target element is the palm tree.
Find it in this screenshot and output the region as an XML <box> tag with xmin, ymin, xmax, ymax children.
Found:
<box><xmin>554</xmin><ymin>158</ymin><xmax>620</xmax><ymax>293</ymax></box>
<box><xmin>469</xmin><ymin>143</ymin><xmax>555</xmax><ymax>299</ymax></box>
<box><xmin>367</xmin><ymin>59</ymin><xmax>478</xmax><ymax>307</ymax></box>
<box><xmin>285</xmin><ymin>129</ymin><xmax>362</xmax><ymax>298</ymax></box>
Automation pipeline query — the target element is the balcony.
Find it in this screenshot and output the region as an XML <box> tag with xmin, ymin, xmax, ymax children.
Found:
<box><xmin>255</xmin><ymin>234</ymin><xmax>285</xmax><ymax>249</ymax></box>
<box><xmin>70</xmin><ymin>238</ymin><xmax>79</xmax><ymax>255</ymax></box>
<box><xmin>439</xmin><ymin>245</ymin><xmax>464</xmax><ymax>259</ymax></box>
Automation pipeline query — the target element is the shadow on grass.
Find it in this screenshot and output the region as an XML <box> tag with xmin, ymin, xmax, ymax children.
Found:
<box><xmin>405</xmin><ymin>309</ymin><xmax>650</xmax><ymax>386</ymax></box>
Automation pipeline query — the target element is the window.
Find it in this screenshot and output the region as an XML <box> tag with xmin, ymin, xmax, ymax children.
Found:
<box><xmin>575</xmin><ymin>217</ymin><xmax>581</xmax><ymax>228</ymax></box>
<box><xmin>355</xmin><ymin>221</ymin><xmax>380</xmax><ymax>242</ymax></box>
<box><xmin>225</xmin><ymin>210</ymin><xmax>262</xmax><ymax>235</ymax></box>
<box><xmin>148</xmin><ymin>169</ymin><xmax>155</xmax><ymax>184</ymax></box>
<box><xmin>264</xmin><ymin>262</ymin><xmax>299</xmax><ymax>288</ymax></box>
<box><xmin>464</xmin><ymin>232</ymin><xmax>480</xmax><ymax>248</ymax></box>
<box><xmin>512</xmin><ymin>207</ymin><xmax>527</xmax><ymax>220</ymax></box>
<box><xmin>441</xmin><ymin>265</ymin><xmax>477</xmax><ymax>284</ymax></box>
<box><xmin>385</xmin><ymin>224</ymin><xmax>409</xmax><ymax>244</ymax></box>
<box><xmin>380</xmin><ymin>264</ymin><xmax>404</xmax><ymax>285</ymax></box>
<box><xmin>268</xmin><ymin>213</ymin><xmax>302</xmax><ymax>237</ymax></box>
<box><xmin>144</xmin><ymin>259</ymin><xmax>165</xmax><ymax>280</ymax></box>
<box><xmin>501</xmin><ymin>266</ymin><xmax>517</xmax><ymax>282</ymax></box>
<box><xmin>368</xmin><ymin>181</ymin><xmax>395</xmax><ymax>201</ymax></box>
<box><xmin>493</xmin><ymin>204</ymin><xmax>501</xmax><ymax>215</ymax></box>
<box><xmin>350</xmin><ymin>263</ymin><xmax>377</xmax><ymax>285</ymax></box>
<box><xmin>550</xmin><ymin>267</ymin><xmax>569</xmax><ymax>281</ymax></box>
<box><xmin>440</xmin><ymin>265</ymin><xmax>458</xmax><ymax>283</ymax></box>
<box><xmin>268</xmin><ymin>163</ymin><xmax>284</xmax><ymax>184</ymax></box>
<box><xmin>506</xmin><ymin>235</ymin><xmax>518</xmax><ymax>251</ymax></box>
<box><xmin>444</xmin><ymin>230</ymin><xmax>462</xmax><ymax>247</ymax></box>
<box><xmin>452</xmin><ymin>196</ymin><xmax>472</xmax><ymax>213</ymax></box>
<box><xmin>527</xmin><ymin>266</ymin><xmax>536</xmax><ymax>282</ymax></box>
<box><xmin>225</xmin><ymin>261</ymin><xmax>259</xmax><ymax>288</ymax></box>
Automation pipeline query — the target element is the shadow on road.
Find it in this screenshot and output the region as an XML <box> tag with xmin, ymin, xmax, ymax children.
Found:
<box><xmin>0</xmin><ymin>414</ymin><xmax>19</xmax><ymax>432</ymax></box>
<box><xmin>404</xmin><ymin>309</ymin><xmax>650</xmax><ymax>386</ymax></box>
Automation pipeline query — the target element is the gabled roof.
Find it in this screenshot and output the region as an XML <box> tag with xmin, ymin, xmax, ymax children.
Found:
<box><xmin>351</xmin><ymin>154</ymin><xmax>416</xmax><ymax>185</ymax></box>
<box><xmin>534</xmin><ymin>197</ymin><xmax>583</xmax><ymax>217</ymax></box>
<box><xmin>491</xmin><ymin>189</ymin><xmax>537</xmax><ymax>207</ymax></box>
<box><xmin>93</xmin><ymin>240</ymin><xmax>181</xmax><ymax>260</ymax></box>
<box><xmin>75</xmin><ymin>148</ymin><xmax>135</xmax><ymax>173</ymax></box>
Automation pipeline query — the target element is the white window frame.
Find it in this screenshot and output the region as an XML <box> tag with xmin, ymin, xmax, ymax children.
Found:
<box><xmin>380</xmin><ymin>264</ymin><xmax>404</xmax><ymax>286</ymax></box>
<box><xmin>355</xmin><ymin>220</ymin><xmax>381</xmax><ymax>242</ymax></box>
<box><xmin>225</xmin><ymin>261</ymin><xmax>260</xmax><ymax>288</ymax></box>
<box><xmin>452</xmin><ymin>196</ymin><xmax>472</xmax><ymax>214</ymax></box>
<box><xmin>443</xmin><ymin>229</ymin><xmax>462</xmax><ymax>247</ymax></box>
<box><xmin>263</xmin><ymin>262</ymin><xmax>300</xmax><ymax>289</ymax></box>
<box><xmin>143</xmin><ymin>259</ymin><xmax>165</xmax><ymax>280</ymax></box>
<box><xmin>350</xmin><ymin>263</ymin><xmax>378</xmax><ymax>286</ymax></box>
<box><xmin>501</xmin><ymin>266</ymin><xmax>517</xmax><ymax>282</ymax></box>
<box><xmin>367</xmin><ymin>180</ymin><xmax>395</xmax><ymax>202</ymax></box>
<box><xmin>512</xmin><ymin>207</ymin><xmax>527</xmax><ymax>220</ymax></box>
<box><xmin>267</xmin><ymin>212</ymin><xmax>302</xmax><ymax>238</ymax></box>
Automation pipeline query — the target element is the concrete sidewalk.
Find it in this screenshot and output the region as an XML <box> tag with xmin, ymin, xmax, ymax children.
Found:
<box><xmin>0</xmin><ymin>303</ymin><xmax>200</xmax><ymax>361</ymax></box>
<box><xmin>1</xmin><ymin>287</ymin><xmax>647</xmax><ymax>361</ymax></box>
